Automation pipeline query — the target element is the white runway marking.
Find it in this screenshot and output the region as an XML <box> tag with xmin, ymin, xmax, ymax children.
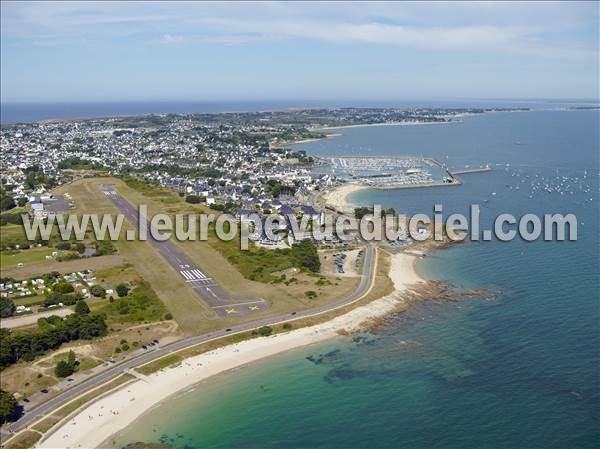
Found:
<box><xmin>181</xmin><ymin>269</ymin><xmax>211</xmax><ymax>282</ymax></box>
<box><xmin>191</xmin><ymin>269</ymin><xmax>206</xmax><ymax>279</ymax></box>
<box><xmin>188</xmin><ymin>279</ymin><xmax>214</xmax><ymax>285</ymax></box>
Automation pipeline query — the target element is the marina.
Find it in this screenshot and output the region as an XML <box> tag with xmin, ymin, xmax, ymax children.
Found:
<box><xmin>320</xmin><ymin>156</ymin><xmax>493</xmax><ymax>189</ymax></box>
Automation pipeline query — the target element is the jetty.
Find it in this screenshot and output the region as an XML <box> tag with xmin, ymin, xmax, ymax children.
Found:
<box><xmin>450</xmin><ymin>166</ymin><xmax>493</xmax><ymax>175</ymax></box>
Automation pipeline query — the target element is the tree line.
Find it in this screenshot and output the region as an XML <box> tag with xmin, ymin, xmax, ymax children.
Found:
<box><xmin>0</xmin><ymin>307</ymin><xmax>107</xmax><ymax>368</ymax></box>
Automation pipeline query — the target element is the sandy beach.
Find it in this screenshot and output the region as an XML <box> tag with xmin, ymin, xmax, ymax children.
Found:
<box><xmin>323</xmin><ymin>183</ymin><xmax>368</xmax><ymax>212</ymax></box>
<box><xmin>38</xmin><ymin>251</ymin><xmax>425</xmax><ymax>449</ymax></box>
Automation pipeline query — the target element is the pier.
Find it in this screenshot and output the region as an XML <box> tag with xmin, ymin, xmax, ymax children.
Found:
<box><xmin>450</xmin><ymin>166</ymin><xmax>493</xmax><ymax>175</ymax></box>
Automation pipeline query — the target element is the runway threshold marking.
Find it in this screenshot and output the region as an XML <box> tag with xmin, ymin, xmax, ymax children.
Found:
<box><xmin>212</xmin><ymin>300</ymin><xmax>266</xmax><ymax>309</ymax></box>
<box><xmin>103</xmin><ymin>188</ymin><xmax>265</xmax><ymax>315</ymax></box>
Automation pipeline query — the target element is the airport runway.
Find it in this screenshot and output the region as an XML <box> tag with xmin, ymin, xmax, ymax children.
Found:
<box><xmin>99</xmin><ymin>186</ymin><xmax>266</xmax><ymax>317</ymax></box>
<box><xmin>1</xmin><ymin>244</ymin><xmax>375</xmax><ymax>441</ymax></box>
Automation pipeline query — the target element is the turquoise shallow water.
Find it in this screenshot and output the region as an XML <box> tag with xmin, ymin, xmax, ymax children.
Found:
<box><xmin>115</xmin><ymin>110</ymin><xmax>599</xmax><ymax>449</ymax></box>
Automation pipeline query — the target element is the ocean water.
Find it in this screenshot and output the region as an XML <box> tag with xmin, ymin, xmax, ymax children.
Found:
<box><xmin>1</xmin><ymin>101</ymin><xmax>304</xmax><ymax>124</ymax></box>
<box><xmin>114</xmin><ymin>110</ymin><xmax>599</xmax><ymax>449</ymax></box>
<box><xmin>2</xmin><ymin>99</ymin><xmax>594</xmax><ymax>124</ymax></box>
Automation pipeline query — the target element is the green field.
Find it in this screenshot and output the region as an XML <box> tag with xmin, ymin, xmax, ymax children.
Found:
<box><xmin>90</xmin><ymin>280</ymin><xmax>167</xmax><ymax>324</ymax></box>
<box><xmin>1</xmin><ymin>247</ymin><xmax>55</xmax><ymax>271</ymax></box>
<box><xmin>0</xmin><ymin>224</ymin><xmax>29</xmax><ymax>249</ymax></box>
<box><xmin>13</xmin><ymin>294</ymin><xmax>46</xmax><ymax>307</ymax></box>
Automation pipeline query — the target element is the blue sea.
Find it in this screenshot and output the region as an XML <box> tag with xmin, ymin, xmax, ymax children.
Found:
<box><xmin>2</xmin><ymin>99</ymin><xmax>595</xmax><ymax>124</ymax></box>
<box><xmin>114</xmin><ymin>109</ymin><xmax>599</xmax><ymax>449</ymax></box>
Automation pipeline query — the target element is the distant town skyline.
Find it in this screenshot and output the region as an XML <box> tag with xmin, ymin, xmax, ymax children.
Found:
<box><xmin>1</xmin><ymin>1</ymin><xmax>598</xmax><ymax>103</ymax></box>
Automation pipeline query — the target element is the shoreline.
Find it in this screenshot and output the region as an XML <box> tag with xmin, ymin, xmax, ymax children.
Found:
<box><xmin>322</xmin><ymin>177</ymin><xmax>463</xmax><ymax>212</ymax></box>
<box><xmin>272</xmin><ymin>132</ymin><xmax>342</xmax><ymax>148</ymax></box>
<box><xmin>313</xmin><ymin>120</ymin><xmax>461</xmax><ymax>131</ymax></box>
<box><xmin>322</xmin><ymin>183</ymin><xmax>368</xmax><ymax>212</ymax></box>
<box><xmin>39</xmin><ymin>251</ymin><xmax>426</xmax><ymax>449</ymax></box>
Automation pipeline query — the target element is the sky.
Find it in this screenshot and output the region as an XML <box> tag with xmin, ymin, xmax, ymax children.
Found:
<box><xmin>1</xmin><ymin>1</ymin><xmax>598</xmax><ymax>103</ymax></box>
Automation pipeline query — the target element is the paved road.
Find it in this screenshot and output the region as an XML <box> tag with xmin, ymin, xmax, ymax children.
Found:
<box><xmin>100</xmin><ymin>186</ymin><xmax>266</xmax><ymax>317</ymax></box>
<box><xmin>2</xmin><ymin>244</ymin><xmax>375</xmax><ymax>440</ymax></box>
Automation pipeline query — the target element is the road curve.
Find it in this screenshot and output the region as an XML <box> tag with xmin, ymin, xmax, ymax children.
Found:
<box><xmin>2</xmin><ymin>245</ymin><xmax>376</xmax><ymax>439</ymax></box>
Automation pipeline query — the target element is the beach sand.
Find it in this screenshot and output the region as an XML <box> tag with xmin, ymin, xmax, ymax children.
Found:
<box><xmin>323</xmin><ymin>183</ymin><xmax>368</xmax><ymax>212</ymax></box>
<box><xmin>38</xmin><ymin>252</ymin><xmax>425</xmax><ymax>449</ymax></box>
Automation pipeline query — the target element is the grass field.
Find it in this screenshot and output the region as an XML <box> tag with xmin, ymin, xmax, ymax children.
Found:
<box><xmin>0</xmin><ymin>220</ymin><xmax>61</xmax><ymax>251</ymax></box>
<box><xmin>1</xmin><ymin>247</ymin><xmax>55</xmax><ymax>271</ymax></box>
<box><xmin>0</xmin><ymin>223</ymin><xmax>27</xmax><ymax>241</ymax></box>
<box><xmin>53</xmin><ymin>178</ymin><xmax>211</xmax><ymax>335</ymax></box>
<box><xmin>0</xmin><ymin>254</ymin><xmax>125</xmax><ymax>280</ymax></box>
<box><xmin>3</xmin><ymin>430</ymin><xmax>41</xmax><ymax>449</ymax></box>
<box><xmin>91</xmin><ymin>280</ymin><xmax>166</xmax><ymax>324</ymax></box>
<box><xmin>50</xmin><ymin>177</ymin><xmax>362</xmax><ymax>336</ymax></box>
<box><xmin>112</xmin><ymin>178</ymin><xmax>360</xmax><ymax>306</ymax></box>
<box><xmin>12</xmin><ymin>294</ymin><xmax>46</xmax><ymax>307</ymax></box>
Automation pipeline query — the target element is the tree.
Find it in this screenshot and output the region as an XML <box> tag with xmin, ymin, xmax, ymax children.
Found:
<box><xmin>354</xmin><ymin>207</ymin><xmax>373</xmax><ymax>220</ymax></box>
<box><xmin>257</xmin><ymin>326</ymin><xmax>273</xmax><ymax>336</ymax></box>
<box><xmin>90</xmin><ymin>285</ymin><xmax>106</xmax><ymax>298</ymax></box>
<box><xmin>54</xmin><ymin>360</ymin><xmax>72</xmax><ymax>377</ymax></box>
<box><xmin>74</xmin><ymin>300</ymin><xmax>90</xmax><ymax>315</ymax></box>
<box><xmin>115</xmin><ymin>283</ymin><xmax>129</xmax><ymax>297</ymax></box>
<box><xmin>292</xmin><ymin>239</ymin><xmax>320</xmax><ymax>272</ymax></box>
<box><xmin>185</xmin><ymin>195</ymin><xmax>200</xmax><ymax>204</ymax></box>
<box><xmin>0</xmin><ymin>195</ymin><xmax>15</xmax><ymax>212</ymax></box>
<box><xmin>0</xmin><ymin>313</ymin><xmax>107</xmax><ymax>369</ymax></box>
<box><xmin>54</xmin><ymin>350</ymin><xmax>77</xmax><ymax>377</ymax></box>
<box><xmin>53</xmin><ymin>281</ymin><xmax>74</xmax><ymax>294</ymax></box>
<box><xmin>0</xmin><ymin>389</ymin><xmax>19</xmax><ymax>424</ymax></box>
<box><xmin>0</xmin><ymin>297</ymin><xmax>16</xmax><ymax>318</ymax></box>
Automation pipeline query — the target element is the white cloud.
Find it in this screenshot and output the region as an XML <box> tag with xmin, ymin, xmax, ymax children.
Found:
<box><xmin>160</xmin><ymin>33</ymin><xmax>184</xmax><ymax>44</ymax></box>
<box><xmin>1</xmin><ymin>1</ymin><xmax>597</xmax><ymax>61</ymax></box>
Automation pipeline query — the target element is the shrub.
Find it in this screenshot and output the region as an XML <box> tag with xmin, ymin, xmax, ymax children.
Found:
<box><xmin>90</xmin><ymin>285</ymin><xmax>106</xmax><ymax>298</ymax></box>
<box><xmin>115</xmin><ymin>283</ymin><xmax>129</xmax><ymax>297</ymax></box>
<box><xmin>53</xmin><ymin>281</ymin><xmax>74</xmax><ymax>294</ymax></box>
<box><xmin>54</xmin><ymin>351</ymin><xmax>77</xmax><ymax>377</ymax></box>
<box><xmin>74</xmin><ymin>300</ymin><xmax>90</xmax><ymax>315</ymax></box>
<box><xmin>43</xmin><ymin>292</ymin><xmax>82</xmax><ymax>307</ymax></box>
<box><xmin>185</xmin><ymin>195</ymin><xmax>200</xmax><ymax>204</ymax></box>
<box><xmin>164</xmin><ymin>312</ymin><xmax>173</xmax><ymax>320</ymax></box>
<box><xmin>0</xmin><ymin>313</ymin><xmax>107</xmax><ymax>368</ymax></box>
<box><xmin>291</xmin><ymin>239</ymin><xmax>320</xmax><ymax>272</ymax></box>
<box><xmin>0</xmin><ymin>389</ymin><xmax>20</xmax><ymax>424</ymax></box>
<box><xmin>94</xmin><ymin>240</ymin><xmax>115</xmax><ymax>256</ymax></box>
<box><xmin>257</xmin><ymin>326</ymin><xmax>273</xmax><ymax>336</ymax></box>
<box><xmin>0</xmin><ymin>297</ymin><xmax>16</xmax><ymax>318</ymax></box>
<box><xmin>55</xmin><ymin>242</ymin><xmax>71</xmax><ymax>251</ymax></box>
